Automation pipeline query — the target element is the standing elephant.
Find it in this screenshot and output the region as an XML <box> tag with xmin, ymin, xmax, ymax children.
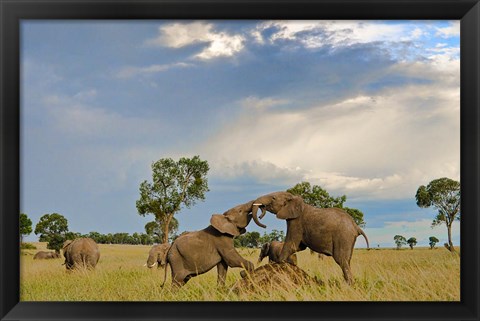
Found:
<box><xmin>162</xmin><ymin>200</ymin><xmax>264</xmax><ymax>287</ymax></box>
<box><xmin>251</xmin><ymin>191</ymin><xmax>369</xmax><ymax>284</ymax></box>
<box><xmin>145</xmin><ymin>243</ymin><xmax>171</xmax><ymax>268</ymax></box>
<box><xmin>62</xmin><ymin>238</ymin><xmax>100</xmax><ymax>270</ymax></box>
<box><xmin>258</xmin><ymin>241</ymin><xmax>297</xmax><ymax>265</ymax></box>
<box><xmin>33</xmin><ymin>251</ymin><xmax>60</xmax><ymax>260</ymax></box>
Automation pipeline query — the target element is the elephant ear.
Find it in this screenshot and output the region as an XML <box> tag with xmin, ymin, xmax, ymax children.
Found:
<box><xmin>262</xmin><ymin>242</ymin><xmax>270</xmax><ymax>254</ymax></box>
<box><xmin>62</xmin><ymin>240</ymin><xmax>73</xmax><ymax>250</ymax></box>
<box><xmin>210</xmin><ymin>214</ymin><xmax>240</xmax><ymax>237</ymax></box>
<box><xmin>277</xmin><ymin>196</ymin><xmax>304</xmax><ymax>220</ymax></box>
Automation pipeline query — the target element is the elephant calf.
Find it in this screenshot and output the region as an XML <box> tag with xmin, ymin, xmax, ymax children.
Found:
<box><xmin>163</xmin><ymin>200</ymin><xmax>263</xmax><ymax>288</ymax></box>
<box><xmin>258</xmin><ymin>241</ymin><xmax>297</xmax><ymax>265</ymax></box>
<box><xmin>63</xmin><ymin>238</ymin><xmax>100</xmax><ymax>271</ymax></box>
<box><xmin>145</xmin><ymin>243</ymin><xmax>171</xmax><ymax>268</ymax></box>
<box><xmin>33</xmin><ymin>251</ymin><xmax>60</xmax><ymax>260</ymax></box>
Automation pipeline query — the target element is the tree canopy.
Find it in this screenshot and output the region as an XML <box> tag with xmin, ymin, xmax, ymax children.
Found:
<box><xmin>234</xmin><ymin>229</ymin><xmax>286</xmax><ymax>248</ymax></box>
<box><xmin>34</xmin><ymin>213</ymin><xmax>69</xmax><ymax>253</ymax></box>
<box><xmin>145</xmin><ymin>217</ymin><xmax>179</xmax><ymax>243</ymax></box>
<box><xmin>415</xmin><ymin>177</ymin><xmax>460</xmax><ymax>252</ymax></box>
<box><xmin>19</xmin><ymin>213</ymin><xmax>32</xmax><ymax>243</ymax></box>
<box><xmin>429</xmin><ymin>236</ymin><xmax>440</xmax><ymax>249</ymax></box>
<box><xmin>136</xmin><ymin>156</ymin><xmax>209</xmax><ymax>243</ymax></box>
<box><xmin>394</xmin><ymin>235</ymin><xmax>407</xmax><ymax>249</ymax></box>
<box><xmin>287</xmin><ymin>182</ymin><xmax>366</xmax><ymax>227</ymax></box>
<box><xmin>407</xmin><ymin>237</ymin><xmax>417</xmax><ymax>250</ymax></box>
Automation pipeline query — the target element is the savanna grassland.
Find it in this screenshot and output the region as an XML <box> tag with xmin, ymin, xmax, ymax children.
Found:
<box><xmin>20</xmin><ymin>242</ymin><xmax>460</xmax><ymax>301</ymax></box>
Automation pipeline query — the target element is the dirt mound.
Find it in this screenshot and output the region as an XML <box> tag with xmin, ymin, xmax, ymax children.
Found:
<box><xmin>232</xmin><ymin>263</ymin><xmax>320</xmax><ymax>293</ymax></box>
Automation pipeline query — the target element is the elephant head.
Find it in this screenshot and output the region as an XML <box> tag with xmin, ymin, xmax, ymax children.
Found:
<box><xmin>252</xmin><ymin>191</ymin><xmax>305</xmax><ymax>227</ymax></box>
<box><xmin>258</xmin><ymin>242</ymin><xmax>270</xmax><ymax>264</ymax></box>
<box><xmin>210</xmin><ymin>200</ymin><xmax>264</xmax><ymax>236</ymax></box>
<box><xmin>146</xmin><ymin>243</ymin><xmax>171</xmax><ymax>268</ymax></box>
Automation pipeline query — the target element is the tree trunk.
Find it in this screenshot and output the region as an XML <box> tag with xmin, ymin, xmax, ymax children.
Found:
<box><xmin>163</xmin><ymin>215</ymin><xmax>173</xmax><ymax>244</ymax></box>
<box><xmin>446</xmin><ymin>223</ymin><xmax>455</xmax><ymax>252</ymax></box>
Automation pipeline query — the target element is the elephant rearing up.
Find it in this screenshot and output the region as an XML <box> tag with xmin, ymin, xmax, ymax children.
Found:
<box><xmin>162</xmin><ymin>200</ymin><xmax>263</xmax><ymax>288</ymax></box>
<box><xmin>252</xmin><ymin>191</ymin><xmax>369</xmax><ymax>284</ymax></box>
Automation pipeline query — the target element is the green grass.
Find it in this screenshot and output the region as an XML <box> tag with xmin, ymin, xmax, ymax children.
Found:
<box><xmin>20</xmin><ymin>243</ymin><xmax>460</xmax><ymax>301</ymax></box>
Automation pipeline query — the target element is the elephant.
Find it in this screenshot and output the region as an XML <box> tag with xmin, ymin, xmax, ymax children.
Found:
<box><xmin>33</xmin><ymin>251</ymin><xmax>60</xmax><ymax>260</ymax></box>
<box><xmin>62</xmin><ymin>238</ymin><xmax>100</xmax><ymax>270</ymax></box>
<box><xmin>145</xmin><ymin>243</ymin><xmax>171</xmax><ymax>268</ymax></box>
<box><xmin>251</xmin><ymin>191</ymin><xmax>370</xmax><ymax>284</ymax></box>
<box><xmin>162</xmin><ymin>200</ymin><xmax>264</xmax><ymax>287</ymax></box>
<box><xmin>258</xmin><ymin>241</ymin><xmax>297</xmax><ymax>265</ymax></box>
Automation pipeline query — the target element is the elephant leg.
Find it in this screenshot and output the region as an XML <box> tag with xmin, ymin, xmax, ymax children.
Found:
<box><xmin>216</xmin><ymin>261</ymin><xmax>228</xmax><ymax>287</ymax></box>
<box><xmin>278</xmin><ymin>240</ymin><xmax>301</xmax><ymax>263</ymax></box>
<box><xmin>219</xmin><ymin>247</ymin><xmax>254</xmax><ymax>272</ymax></box>
<box><xmin>171</xmin><ymin>271</ymin><xmax>190</xmax><ymax>287</ymax></box>
<box><xmin>333</xmin><ymin>252</ymin><xmax>353</xmax><ymax>285</ymax></box>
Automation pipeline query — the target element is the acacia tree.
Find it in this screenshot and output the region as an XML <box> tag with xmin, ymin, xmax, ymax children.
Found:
<box><xmin>287</xmin><ymin>182</ymin><xmax>366</xmax><ymax>227</ymax></box>
<box><xmin>407</xmin><ymin>237</ymin><xmax>417</xmax><ymax>250</ymax></box>
<box><xmin>136</xmin><ymin>156</ymin><xmax>209</xmax><ymax>244</ymax></box>
<box><xmin>429</xmin><ymin>236</ymin><xmax>440</xmax><ymax>249</ymax></box>
<box><xmin>415</xmin><ymin>177</ymin><xmax>460</xmax><ymax>252</ymax></box>
<box><xmin>19</xmin><ymin>213</ymin><xmax>32</xmax><ymax>243</ymax></box>
<box><xmin>34</xmin><ymin>213</ymin><xmax>69</xmax><ymax>253</ymax></box>
<box><xmin>394</xmin><ymin>235</ymin><xmax>407</xmax><ymax>249</ymax></box>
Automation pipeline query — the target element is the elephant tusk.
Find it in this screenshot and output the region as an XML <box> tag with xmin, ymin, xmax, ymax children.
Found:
<box><xmin>148</xmin><ymin>262</ymin><xmax>157</xmax><ymax>268</ymax></box>
<box><xmin>253</xmin><ymin>203</ymin><xmax>263</xmax><ymax>206</ymax></box>
<box><xmin>143</xmin><ymin>263</ymin><xmax>147</xmax><ymax>267</ymax></box>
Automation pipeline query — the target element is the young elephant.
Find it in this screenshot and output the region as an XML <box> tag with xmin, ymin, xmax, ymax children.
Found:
<box><xmin>162</xmin><ymin>200</ymin><xmax>263</xmax><ymax>288</ymax></box>
<box><xmin>258</xmin><ymin>241</ymin><xmax>297</xmax><ymax>265</ymax></box>
<box><xmin>146</xmin><ymin>243</ymin><xmax>171</xmax><ymax>268</ymax></box>
<box><xmin>33</xmin><ymin>251</ymin><xmax>60</xmax><ymax>260</ymax></box>
<box><xmin>251</xmin><ymin>191</ymin><xmax>370</xmax><ymax>284</ymax></box>
<box><xmin>62</xmin><ymin>238</ymin><xmax>100</xmax><ymax>270</ymax></box>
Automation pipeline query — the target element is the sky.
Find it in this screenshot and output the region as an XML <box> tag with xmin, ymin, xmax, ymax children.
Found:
<box><xmin>20</xmin><ymin>20</ymin><xmax>460</xmax><ymax>248</ymax></box>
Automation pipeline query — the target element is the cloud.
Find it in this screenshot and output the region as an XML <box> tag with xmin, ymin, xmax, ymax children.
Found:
<box><xmin>146</xmin><ymin>22</ymin><xmax>245</xmax><ymax>60</ymax></box>
<box><xmin>239</xmin><ymin>96</ymin><xmax>290</xmax><ymax>110</ymax></box>
<box><xmin>252</xmin><ymin>21</ymin><xmax>423</xmax><ymax>49</ymax></box>
<box><xmin>116</xmin><ymin>62</ymin><xmax>193</xmax><ymax>79</ymax></box>
<box><xmin>41</xmin><ymin>93</ymin><xmax>179</xmax><ymax>148</ymax></box>
<box><xmin>435</xmin><ymin>21</ymin><xmax>460</xmax><ymax>38</ymax></box>
<box><xmin>199</xmin><ymin>58</ymin><xmax>460</xmax><ymax>200</ymax></box>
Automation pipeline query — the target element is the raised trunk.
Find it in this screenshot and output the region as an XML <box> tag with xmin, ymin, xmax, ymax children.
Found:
<box><xmin>251</xmin><ymin>204</ymin><xmax>267</xmax><ymax>228</ymax></box>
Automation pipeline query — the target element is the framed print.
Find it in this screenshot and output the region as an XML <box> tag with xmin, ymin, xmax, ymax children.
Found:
<box><xmin>1</xmin><ymin>0</ymin><xmax>479</xmax><ymax>320</ymax></box>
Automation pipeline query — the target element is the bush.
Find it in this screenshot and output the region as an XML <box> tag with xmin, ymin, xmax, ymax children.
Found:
<box><xmin>20</xmin><ymin>243</ymin><xmax>37</xmax><ymax>250</ymax></box>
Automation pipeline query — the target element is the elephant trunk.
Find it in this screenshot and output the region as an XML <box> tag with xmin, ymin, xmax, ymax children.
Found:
<box><xmin>251</xmin><ymin>203</ymin><xmax>267</xmax><ymax>228</ymax></box>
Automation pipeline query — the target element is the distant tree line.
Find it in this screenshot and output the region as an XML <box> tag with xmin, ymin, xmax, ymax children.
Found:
<box><xmin>234</xmin><ymin>230</ymin><xmax>286</xmax><ymax>248</ymax></box>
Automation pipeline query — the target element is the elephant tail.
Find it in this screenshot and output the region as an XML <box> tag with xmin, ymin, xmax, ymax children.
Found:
<box><xmin>358</xmin><ymin>227</ymin><xmax>370</xmax><ymax>250</ymax></box>
<box><xmin>161</xmin><ymin>247</ymin><xmax>171</xmax><ymax>288</ymax></box>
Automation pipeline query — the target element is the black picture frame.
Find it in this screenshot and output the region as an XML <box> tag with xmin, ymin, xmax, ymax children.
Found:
<box><xmin>1</xmin><ymin>0</ymin><xmax>479</xmax><ymax>320</ymax></box>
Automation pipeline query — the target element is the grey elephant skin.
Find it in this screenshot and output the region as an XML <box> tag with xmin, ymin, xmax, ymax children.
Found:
<box><xmin>258</xmin><ymin>241</ymin><xmax>297</xmax><ymax>265</ymax></box>
<box><xmin>62</xmin><ymin>238</ymin><xmax>100</xmax><ymax>270</ymax></box>
<box><xmin>146</xmin><ymin>243</ymin><xmax>171</xmax><ymax>268</ymax></box>
<box><xmin>163</xmin><ymin>200</ymin><xmax>263</xmax><ymax>287</ymax></box>
<box><xmin>33</xmin><ymin>251</ymin><xmax>60</xmax><ymax>260</ymax></box>
<box><xmin>252</xmin><ymin>191</ymin><xmax>369</xmax><ymax>284</ymax></box>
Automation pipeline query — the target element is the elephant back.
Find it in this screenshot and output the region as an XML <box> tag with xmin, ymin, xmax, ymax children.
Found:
<box><xmin>63</xmin><ymin>237</ymin><xmax>100</xmax><ymax>269</ymax></box>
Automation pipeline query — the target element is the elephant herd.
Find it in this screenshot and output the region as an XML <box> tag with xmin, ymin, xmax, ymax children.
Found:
<box><xmin>32</xmin><ymin>191</ymin><xmax>369</xmax><ymax>287</ymax></box>
<box><xmin>33</xmin><ymin>238</ymin><xmax>101</xmax><ymax>270</ymax></box>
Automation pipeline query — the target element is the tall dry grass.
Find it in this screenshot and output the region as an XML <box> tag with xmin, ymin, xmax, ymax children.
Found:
<box><xmin>20</xmin><ymin>242</ymin><xmax>460</xmax><ymax>301</ymax></box>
